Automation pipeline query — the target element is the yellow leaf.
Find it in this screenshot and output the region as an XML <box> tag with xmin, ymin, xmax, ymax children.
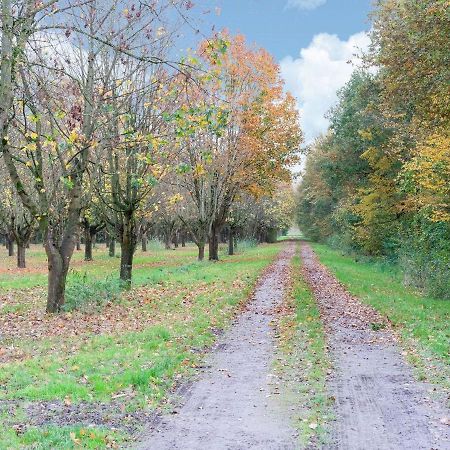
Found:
<box><xmin>68</xmin><ymin>130</ymin><xmax>79</xmax><ymax>144</ymax></box>
<box><xmin>70</xmin><ymin>432</ymin><xmax>81</xmax><ymax>445</ymax></box>
<box><xmin>24</xmin><ymin>143</ymin><xmax>37</xmax><ymax>151</ymax></box>
<box><xmin>193</xmin><ymin>164</ymin><xmax>206</xmax><ymax>177</ymax></box>
<box><xmin>26</xmin><ymin>131</ymin><xmax>38</xmax><ymax>140</ymax></box>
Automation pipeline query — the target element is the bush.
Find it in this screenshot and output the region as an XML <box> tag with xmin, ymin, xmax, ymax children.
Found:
<box><xmin>235</xmin><ymin>238</ymin><xmax>258</xmax><ymax>251</ymax></box>
<box><xmin>326</xmin><ymin>233</ymin><xmax>355</xmax><ymax>255</ymax></box>
<box><xmin>64</xmin><ymin>271</ymin><xmax>124</xmax><ymax>312</ymax></box>
<box><xmin>399</xmin><ymin>219</ymin><xmax>450</xmax><ymax>300</ymax></box>
<box><xmin>400</xmin><ymin>249</ymin><xmax>450</xmax><ymax>300</ymax></box>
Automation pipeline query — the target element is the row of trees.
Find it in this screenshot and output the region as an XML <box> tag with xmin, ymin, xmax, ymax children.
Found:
<box><xmin>0</xmin><ymin>1</ymin><xmax>301</xmax><ymax>312</ymax></box>
<box><xmin>297</xmin><ymin>0</ymin><xmax>449</xmax><ymax>298</ymax></box>
<box><xmin>1</xmin><ymin>181</ymin><xmax>295</xmax><ymax>261</ymax></box>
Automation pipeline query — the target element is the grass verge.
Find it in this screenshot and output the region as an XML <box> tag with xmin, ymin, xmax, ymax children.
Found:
<box><xmin>311</xmin><ymin>243</ymin><xmax>449</xmax><ymax>393</ymax></box>
<box><xmin>274</xmin><ymin>243</ymin><xmax>332</xmax><ymax>448</ymax></box>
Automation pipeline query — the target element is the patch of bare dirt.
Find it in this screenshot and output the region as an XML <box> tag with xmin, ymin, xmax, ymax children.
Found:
<box><xmin>0</xmin><ymin>398</ymin><xmax>154</xmax><ymax>435</ymax></box>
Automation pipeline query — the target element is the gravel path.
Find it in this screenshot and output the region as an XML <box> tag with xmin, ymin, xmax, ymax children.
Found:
<box><xmin>138</xmin><ymin>243</ymin><xmax>297</xmax><ymax>450</ymax></box>
<box><xmin>301</xmin><ymin>242</ymin><xmax>450</xmax><ymax>450</ymax></box>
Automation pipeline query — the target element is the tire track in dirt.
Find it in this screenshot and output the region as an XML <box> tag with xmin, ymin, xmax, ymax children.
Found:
<box><xmin>300</xmin><ymin>242</ymin><xmax>449</xmax><ymax>450</ymax></box>
<box><xmin>137</xmin><ymin>243</ymin><xmax>297</xmax><ymax>450</ymax></box>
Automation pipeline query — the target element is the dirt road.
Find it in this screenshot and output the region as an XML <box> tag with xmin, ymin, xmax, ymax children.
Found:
<box><xmin>138</xmin><ymin>243</ymin><xmax>297</xmax><ymax>450</ymax></box>
<box><xmin>301</xmin><ymin>242</ymin><xmax>450</xmax><ymax>450</ymax></box>
<box><xmin>137</xmin><ymin>241</ymin><xmax>449</xmax><ymax>450</ymax></box>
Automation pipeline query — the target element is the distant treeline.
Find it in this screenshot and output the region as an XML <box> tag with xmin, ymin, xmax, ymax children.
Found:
<box><xmin>297</xmin><ymin>0</ymin><xmax>449</xmax><ymax>298</ymax></box>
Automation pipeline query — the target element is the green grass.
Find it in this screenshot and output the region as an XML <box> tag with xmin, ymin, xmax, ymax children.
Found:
<box><xmin>311</xmin><ymin>243</ymin><xmax>450</xmax><ymax>390</ymax></box>
<box><xmin>0</xmin><ymin>244</ymin><xmax>200</xmax><ymax>291</ymax></box>
<box><xmin>0</xmin><ymin>425</ymin><xmax>126</xmax><ymax>449</ymax></box>
<box><xmin>278</xmin><ymin>229</ymin><xmax>304</xmax><ymax>241</ymax></box>
<box><xmin>0</xmin><ymin>242</ymin><xmax>282</xmax><ymax>448</ymax></box>
<box><xmin>275</xmin><ymin>245</ymin><xmax>332</xmax><ymax>448</ymax></box>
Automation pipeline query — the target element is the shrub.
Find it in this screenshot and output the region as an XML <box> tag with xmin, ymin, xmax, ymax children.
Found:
<box><xmin>399</xmin><ymin>219</ymin><xmax>450</xmax><ymax>300</ymax></box>
<box><xmin>235</xmin><ymin>238</ymin><xmax>258</xmax><ymax>251</ymax></box>
<box><xmin>64</xmin><ymin>271</ymin><xmax>124</xmax><ymax>312</ymax></box>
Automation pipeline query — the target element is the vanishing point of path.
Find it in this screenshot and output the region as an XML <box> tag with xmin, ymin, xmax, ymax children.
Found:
<box><xmin>301</xmin><ymin>242</ymin><xmax>450</xmax><ymax>450</ymax></box>
<box><xmin>139</xmin><ymin>243</ymin><xmax>297</xmax><ymax>449</ymax></box>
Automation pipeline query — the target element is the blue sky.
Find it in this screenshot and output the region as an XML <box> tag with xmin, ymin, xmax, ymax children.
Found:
<box><xmin>194</xmin><ymin>0</ymin><xmax>373</xmax><ymax>143</ymax></box>
<box><xmin>200</xmin><ymin>0</ymin><xmax>371</xmax><ymax>60</ymax></box>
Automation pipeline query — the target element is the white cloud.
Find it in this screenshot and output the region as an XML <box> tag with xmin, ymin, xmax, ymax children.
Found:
<box><xmin>280</xmin><ymin>32</ymin><xmax>370</xmax><ymax>144</ymax></box>
<box><xmin>286</xmin><ymin>0</ymin><xmax>327</xmax><ymax>11</ymax></box>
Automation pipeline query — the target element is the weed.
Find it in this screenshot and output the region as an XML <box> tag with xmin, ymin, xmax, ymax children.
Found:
<box><xmin>64</xmin><ymin>271</ymin><xmax>124</xmax><ymax>312</ymax></box>
<box><xmin>370</xmin><ymin>322</ymin><xmax>386</xmax><ymax>331</ymax></box>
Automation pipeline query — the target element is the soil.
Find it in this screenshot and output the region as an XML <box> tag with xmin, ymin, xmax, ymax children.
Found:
<box><xmin>300</xmin><ymin>242</ymin><xmax>450</xmax><ymax>450</ymax></box>
<box><xmin>0</xmin><ymin>398</ymin><xmax>153</xmax><ymax>435</ymax></box>
<box><xmin>137</xmin><ymin>243</ymin><xmax>298</xmax><ymax>450</ymax></box>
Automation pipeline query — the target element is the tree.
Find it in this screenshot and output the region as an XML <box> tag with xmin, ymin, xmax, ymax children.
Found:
<box><xmin>0</xmin><ymin>168</ymin><xmax>36</xmax><ymax>268</ymax></box>
<box><xmin>93</xmin><ymin>56</ymin><xmax>175</xmax><ymax>284</ymax></box>
<box><xmin>297</xmin><ymin>0</ymin><xmax>449</xmax><ymax>297</ymax></box>
<box><xmin>370</xmin><ymin>0</ymin><xmax>449</xmax><ymax>133</ymax></box>
<box><xmin>1</xmin><ymin>0</ymin><xmax>200</xmax><ymax>309</ymax></box>
<box><xmin>172</xmin><ymin>33</ymin><xmax>301</xmax><ymax>260</ymax></box>
<box><xmin>0</xmin><ymin>0</ymin><xmax>68</xmax><ymax>267</ymax></box>
<box><xmin>81</xmin><ymin>208</ymin><xmax>105</xmax><ymax>262</ymax></box>
<box><xmin>296</xmin><ymin>72</ymin><xmax>394</xmax><ymax>252</ymax></box>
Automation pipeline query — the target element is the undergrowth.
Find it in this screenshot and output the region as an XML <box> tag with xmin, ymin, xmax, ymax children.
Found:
<box><xmin>64</xmin><ymin>271</ymin><xmax>124</xmax><ymax>312</ymax></box>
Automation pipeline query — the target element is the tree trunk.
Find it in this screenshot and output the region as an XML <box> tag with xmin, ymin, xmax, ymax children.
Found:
<box><xmin>17</xmin><ymin>243</ymin><xmax>26</xmax><ymax>268</ymax></box>
<box><xmin>220</xmin><ymin>230</ymin><xmax>227</xmax><ymax>244</ymax></box>
<box><xmin>120</xmin><ymin>239</ymin><xmax>134</xmax><ymax>285</ymax></box>
<box><xmin>109</xmin><ymin>238</ymin><xmax>116</xmax><ymax>257</ymax></box>
<box><xmin>198</xmin><ymin>242</ymin><xmax>205</xmax><ymax>261</ymax></box>
<box><xmin>164</xmin><ymin>232</ymin><xmax>172</xmax><ymax>250</ymax></box>
<box><xmin>7</xmin><ymin>237</ymin><xmax>14</xmax><ymax>256</ymax></box>
<box><xmin>119</xmin><ymin>212</ymin><xmax>135</xmax><ymax>286</ymax></box>
<box><xmin>46</xmin><ymin>247</ymin><xmax>70</xmax><ymax>313</ymax></box>
<box><xmin>120</xmin><ymin>242</ymin><xmax>133</xmax><ymax>284</ymax></box>
<box><xmin>209</xmin><ymin>226</ymin><xmax>219</xmax><ymax>261</ymax></box>
<box><xmin>228</xmin><ymin>228</ymin><xmax>234</xmax><ymax>256</ymax></box>
<box><xmin>76</xmin><ymin>237</ymin><xmax>81</xmax><ymax>251</ymax></box>
<box><xmin>141</xmin><ymin>232</ymin><xmax>147</xmax><ymax>252</ymax></box>
<box><xmin>84</xmin><ymin>227</ymin><xmax>93</xmax><ymax>261</ymax></box>
<box><xmin>181</xmin><ymin>232</ymin><xmax>186</xmax><ymax>247</ymax></box>
<box><xmin>173</xmin><ymin>232</ymin><xmax>179</xmax><ymax>248</ymax></box>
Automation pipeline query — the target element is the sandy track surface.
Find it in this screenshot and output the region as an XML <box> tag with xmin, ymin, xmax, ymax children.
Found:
<box><xmin>301</xmin><ymin>242</ymin><xmax>449</xmax><ymax>450</ymax></box>
<box><xmin>138</xmin><ymin>243</ymin><xmax>297</xmax><ymax>450</ymax></box>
